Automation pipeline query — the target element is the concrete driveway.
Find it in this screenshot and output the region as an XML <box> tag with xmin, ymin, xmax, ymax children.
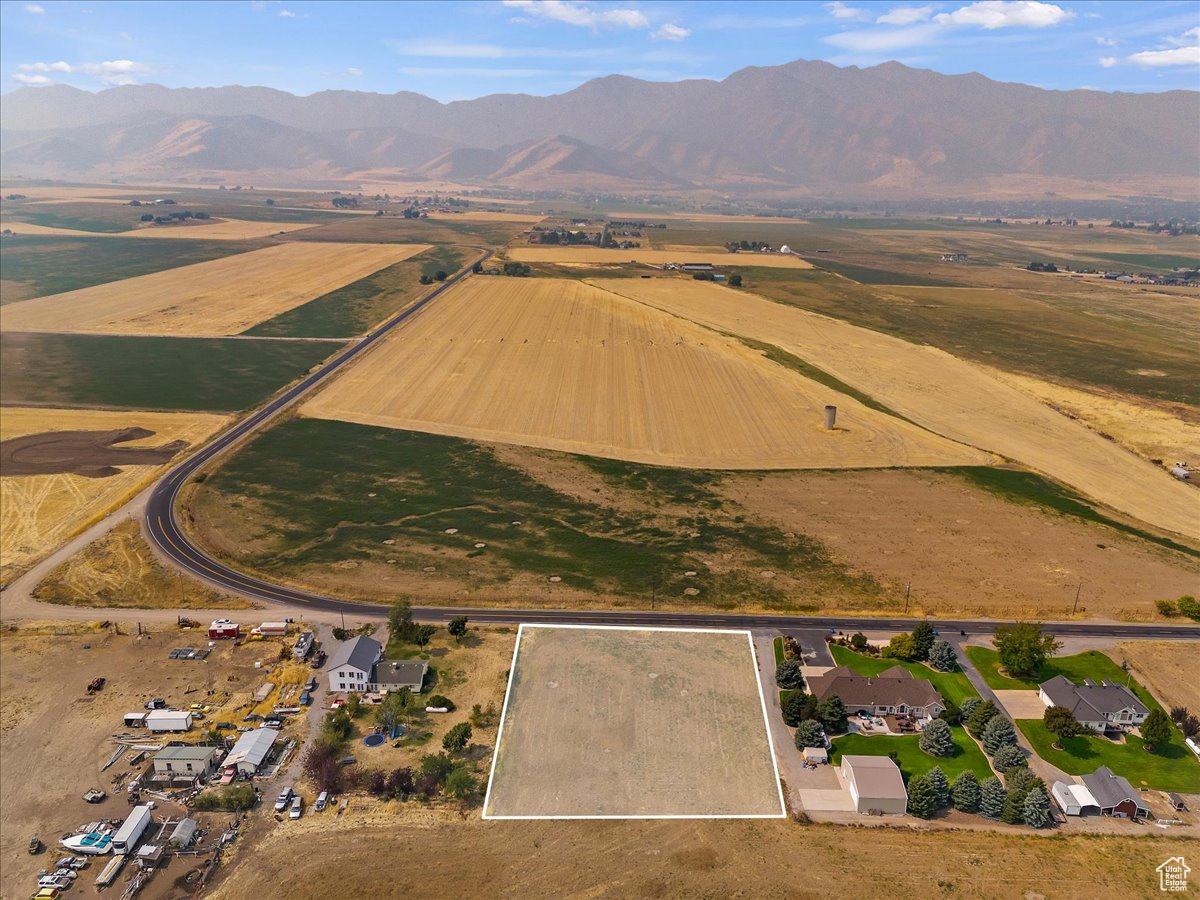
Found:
<box><xmin>994</xmin><ymin>690</ymin><xmax>1049</xmax><ymax>720</ymax></box>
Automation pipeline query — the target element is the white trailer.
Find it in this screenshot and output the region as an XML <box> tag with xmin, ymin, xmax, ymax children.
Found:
<box><xmin>145</xmin><ymin>710</ymin><xmax>192</xmax><ymax>733</ymax></box>
<box><xmin>124</xmin><ymin>712</ymin><xmax>147</xmax><ymax>728</ymax></box>
<box><xmin>258</xmin><ymin>622</ymin><xmax>289</xmax><ymax>637</ymax></box>
<box><xmin>112</xmin><ymin>805</ymin><xmax>153</xmax><ymax>853</ymax></box>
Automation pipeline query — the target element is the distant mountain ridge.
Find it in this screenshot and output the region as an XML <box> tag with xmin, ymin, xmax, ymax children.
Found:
<box><xmin>2</xmin><ymin>59</ymin><xmax>1196</xmax><ymax>197</ymax></box>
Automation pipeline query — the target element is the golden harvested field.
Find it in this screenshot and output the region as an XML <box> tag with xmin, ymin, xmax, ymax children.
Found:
<box><xmin>428</xmin><ymin>210</ymin><xmax>547</xmax><ymax>223</ymax></box>
<box><xmin>120</xmin><ymin>218</ymin><xmax>320</xmax><ymax>240</ymax></box>
<box><xmin>303</xmin><ymin>277</ymin><xmax>990</xmax><ymax>469</ymax></box>
<box><xmin>0</xmin><ymin>407</ymin><xmax>228</xmax><ymax>582</ymax></box>
<box><xmin>506</xmin><ymin>246</ymin><xmax>813</xmax><ymax>268</ymax></box>
<box><xmin>1113</xmin><ymin>641</ymin><xmax>1200</xmax><ymax>713</ymax></box>
<box><xmin>0</xmin><ymin>241</ymin><xmax>430</xmax><ymax>336</ymax></box>
<box><xmin>484</xmin><ymin>626</ymin><xmax>783</xmax><ymax>818</ymax></box>
<box><xmin>594</xmin><ymin>278</ymin><xmax>1199</xmax><ymax>541</ymax></box>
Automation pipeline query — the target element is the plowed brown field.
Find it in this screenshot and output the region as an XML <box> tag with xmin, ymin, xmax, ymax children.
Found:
<box><xmin>0</xmin><ymin>241</ymin><xmax>430</xmax><ymax>336</ymax></box>
<box><xmin>302</xmin><ymin>278</ymin><xmax>990</xmax><ymax>469</ymax></box>
<box><xmin>592</xmin><ymin>278</ymin><xmax>1199</xmax><ymax>541</ymax></box>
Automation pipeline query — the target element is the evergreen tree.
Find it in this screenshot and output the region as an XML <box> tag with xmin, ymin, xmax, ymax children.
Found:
<box><xmin>982</xmin><ymin>717</ymin><xmax>1018</xmax><ymax>755</ymax></box>
<box><xmin>906</xmin><ymin>774</ymin><xmax>938</xmax><ymax>818</ymax></box>
<box><xmin>959</xmin><ymin>697</ymin><xmax>981</xmax><ymax>720</ymax></box>
<box><xmin>951</xmin><ymin>771</ymin><xmax>981</xmax><ymax>812</ymax></box>
<box><xmin>1001</xmin><ymin>788</ymin><xmax>1027</xmax><ymax>824</ymax></box>
<box><xmin>911</xmin><ymin>621</ymin><xmax>937</xmax><ymax>661</ymax></box>
<box><xmin>928</xmin><ymin>640</ymin><xmax>957</xmax><ymax>672</ymax></box>
<box><xmin>992</xmin><ymin>744</ymin><xmax>1027</xmax><ymax>773</ymax></box>
<box><xmin>919</xmin><ymin>718</ymin><xmax>955</xmax><ymax>757</ymax></box>
<box><xmin>966</xmin><ymin>700</ymin><xmax>1000</xmax><ymax>738</ymax></box>
<box><xmin>794</xmin><ymin>720</ymin><xmax>826</xmax><ymax>749</ymax></box>
<box><xmin>926</xmin><ymin>766</ymin><xmax>950</xmax><ymax>808</ymax></box>
<box><xmin>1043</xmin><ymin>705</ymin><xmax>1082</xmax><ymax>746</ymax></box>
<box><xmin>775</xmin><ymin>659</ymin><xmax>805</xmax><ymax>689</ymax></box>
<box><xmin>818</xmin><ymin>696</ymin><xmax>849</xmax><ymax>734</ymax></box>
<box><xmin>1141</xmin><ymin>709</ymin><xmax>1173</xmax><ymax>752</ymax></box>
<box><xmin>980</xmin><ymin>776</ymin><xmax>1005</xmax><ymax>818</ymax></box>
<box><xmin>781</xmin><ymin>691</ymin><xmax>809</xmax><ymax>727</ymax></box>
<box><xmin>1022</xmin><ymin>787</ymin><xmax>1052</xmax><ymax>828</ymax></box>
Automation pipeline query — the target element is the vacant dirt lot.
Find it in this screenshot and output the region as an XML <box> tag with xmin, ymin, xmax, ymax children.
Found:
<box><xmin>485</xmin><ymin>626</ymin><xmax>782</xmax><ymax>817</ymax></box>
<box><xmin>596</xmin><ymin>278</ymin><xmax>1199</xmax><ymax>541</ymax></box>
<box><xmin>0</xmin><ymin>241</ymin><xmax>430</xmax><ymax>336</ymax></box>
<box><xmin>0</xmin><ymin>218</ymin><xmax>319</xmax><ymax>240</ymax></box>
<box><xmin>1</xmin><ymin>407</ymin><xmax>228</xmax><ymax>582</ymax></box>
<box><xmin>506</xmin><ymin>246</ymin><xmax>813</xmax><ymax>268</ymax></box>
<box><xmin>1114</xmin><ymin>641</ymin><xmax>1200</xmax><ymax>713</ymax></box>
<box><xmin>303</xmin><ymin>277</ymin><xmax>988</xmax><ymax>469</ymax></box>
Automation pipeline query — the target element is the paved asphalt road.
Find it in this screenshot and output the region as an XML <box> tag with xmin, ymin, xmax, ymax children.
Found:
<box><xmin>142</xmin><ymin>251</ymin><xmax>1200</xmax><ymax>643</ymax></box>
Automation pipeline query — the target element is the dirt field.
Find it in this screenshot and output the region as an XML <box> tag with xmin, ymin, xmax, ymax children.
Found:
<box><xmin>302</xmin><ymin>277</ymin><xmax>989</xmax><ymax>469</ymax></box>
<box><xmin>485</xmin><ymin>626</ymin><xmax>782</xmax><ymax>818</ymax></box>
<box><xmin>505</xmin><ymin>246</ymin><xmax>813</xmax><ymax>268</ymax></box>
<box><xmin>0</xmin><ymin>241</ymin><xmax>430</xmax><ymax>336</ymax></box>
<box><xmin>0</xmin><ymin>218</ymin><xmax>319</xmax><ymax>240</ymax></box>
<box><xmin>1</xmin><ymin>407</ymin><xmax>228</xmax><ymax>582</ymax></box>
<box><xmin>594</xmin><ymin>278</ymin><xmax>1199</xmax><ymax>541</ymax></box>
<box><xmin>1114</xmin><ymin>641</ymin><xmax>1200</xmax><ymax>713</ymax></box>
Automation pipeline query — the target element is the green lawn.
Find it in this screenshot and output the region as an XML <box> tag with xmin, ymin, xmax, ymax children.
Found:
<box><xmin>830</xmin><ymin>727</ymin><xmax>993</xmax><ymax>783</ymax></box>
<box><xmin>1017</xmin><ymin>720</ymin><xmax>1200</xmax><ymax>793</ymax></box>
<box><xmin>829</xmin><ymin>644</ymin><xmax>980</xmax><ymax>707</ymax></box>
<box><xmin>773</xmin><ymin>637</ymin><xmax>786</xmax><ymax>666</ymax></box>
<box><xmin>964</xmin><ymin>648</ymin><xmax>1160</xmax><ymax>702</ymax></box>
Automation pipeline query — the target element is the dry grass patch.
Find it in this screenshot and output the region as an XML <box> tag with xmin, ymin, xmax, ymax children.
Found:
<box><xmin>303</xmin><ymin>277</ymin><xmax>987</xmax><ymax>469</ymax></box>
<box><xmin>506</xmin><ymin>246</ymin><xmax>813</xmax><ymax>268</ymax></box>
<box><xmin>0</xmin><ymin>241</ymin><xmax>430</xmax><ymax>336</ymax></box>
<box><xmin>428</xmin><ymin>211</ymin><xmax>547</xmax><ymax>223</ymax></box>
<box><xmin>594</xmin><ymin>278</ymin><xmax>1199</xmax><ymax>541</ymax></box>
<box><xmin>0</xmin><ymin>217</ymin><xmax>318</xmax><ymax>240</ymax></box>
<box><xmin>1113</xmin><ymin>641</ymin><xmax>1200</xmax><ymax>713</ymax></box>
<box><xmin>0</xmin><ymin>407</ymin><xmax>228</xmax><ymax>582</ymax></box>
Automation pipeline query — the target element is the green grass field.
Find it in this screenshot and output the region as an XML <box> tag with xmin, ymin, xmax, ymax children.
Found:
<box><xmin>1017</xmin><ymin>720</ymin><xmax>1200</xmax><ymax>793</ymax></box>
<box><xmin>803</xmin><ymin>257</ymin><xmax>961</xmax><ymax>286</ymax></box>
<box><xmin>0</xmin><ymin>332</ymin><xmax>336</xmax><ymax>412</ymax></box>
<box><xmin>829</xmin><ymin>644</ymin><xmax>980</xmax><ymax>707</ymax></box>
<box><xmin>967</xmin><ymin>647</ymin><xmax>1166</xmax><ymax>701</ymax></box>
<box><xmin>0</xmin><ymin>235</ymin><xmax>262</xmax><ymax>301</ymax></box>
<box><xmin>830</xmin><ymin>727</ymin><xmax>994</xmax><ymax>783</ymax></box>
<box><xmin>1092</xmin><ymin>252</ymin><xmax>1199</xmax><ymax>271</ymax></box>
<box><xmin>190</xmin><ymin>419</ymin><xmax>878</xmax><ymax>607</ymax></box>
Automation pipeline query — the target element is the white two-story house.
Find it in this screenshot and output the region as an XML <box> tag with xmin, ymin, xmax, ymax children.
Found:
<box><xmin>327</xmin><ymin>635</ymin><xmax>383</xmax><ymax>695</ymax></box>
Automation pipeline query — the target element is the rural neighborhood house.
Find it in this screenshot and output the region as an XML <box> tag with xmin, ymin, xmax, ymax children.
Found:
<box><xmin>1038</xmin><ymin>676</ymin><xmax>1150</xmax><ymax>731</ymax></box>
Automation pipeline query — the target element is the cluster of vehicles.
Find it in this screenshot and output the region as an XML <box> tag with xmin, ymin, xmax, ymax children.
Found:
<box><xmin>273</xmin><ymin>785</ymin><xmax>332</xmax><ymax>821</ymax></box>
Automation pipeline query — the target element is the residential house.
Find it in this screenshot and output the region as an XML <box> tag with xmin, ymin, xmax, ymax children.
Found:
<box><xmin>806</xmin><ymin>666</ymin><xmax>946</xmax><ymax>722</ymax></box>
<box><xmin>328</xmin><ymin>635</ymin><xmax>383</xmax><ymax>694</ymax></box>
<box><xmin>151</xmin><ymin>745</ymin><xmax>221</xmax><ymax>782</ymax></box>
<box><xmin>370</xmin><ymin>659</ymin><xmax>428</xmax><ymax>694</ymax></box>
<box><xmin>1038</xmin><ymin>675</ymin><xmax>1149</xmax><ymax>732</ymax></box>
<box><xmin>838</xmin><ymin>755</ymin><xmax>907</xmax><ymax>814</ymax></box>
<box><xmin>1080</xmin><ymin>766</ymin><xmax>1150</xmax><ymax>818</ymax></box>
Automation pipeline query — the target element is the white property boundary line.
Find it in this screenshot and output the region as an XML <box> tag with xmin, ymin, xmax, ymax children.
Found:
<box><xmin>481</xmin><ymin>622</ymin><xmax>788</xmax><ymax>820</ymax></box>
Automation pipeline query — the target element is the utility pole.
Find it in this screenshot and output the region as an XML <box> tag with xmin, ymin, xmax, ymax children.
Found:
<box><xmin>903</xmin><ymin>582</ymin><xmax>911</xmax><ymax>615</ymax></box>
<box><xmin>1072</xmin><ymin>582</ymin><xmax>1082</xmax><ymax>615</ymax></box>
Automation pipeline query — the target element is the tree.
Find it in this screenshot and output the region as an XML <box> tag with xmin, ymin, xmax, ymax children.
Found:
<box><xmin>444</xmin><ymin>766</ymin><xmax>475</xmax><ymax>800</ymax></box>
<box><xmin>1022</xmin><ymin>787</ymin><xmax>1052</xmax><ymax>828</ymax></box>
<box><xmin>1180</xmin><ymin>714</ymin><xmax>1200</xmax><ymax>740</ymax></box>
<box><xmin>448</xmin><ymin>616</ymin><xmax>469</xmax><ymax>643</ymax></box>
<box><xmin>926</xmin><ymin>766</ymin><xmax>950</xmax><ymax>808</ymax></box>
<box><xmin>882</xmin><ymin>632</ymin><xmax>918</xmax><ymax>660</ymax></box>
<box><xmin>775</xmin><ymin>659</ymin><xmax>805</xmax><ymax>690</ymax></box>
<box><xmin>817</xmin><ymin>696</ymin><xmax>848</xmax><ymax>734</ymax></box>
<box><xmin>928</xmin><ymin>640</ymin><xmax>957</xmax><ymax>672</ymax></box>
<box><xmin>959</xmin><ymin>697</ymin><xmax>981</xmax><ymax>720</ymax></box>
<box><xmin>938</xmin><ymin>699</ymin><xmax>962</xmax><ymax>726</ymax></box>
<box><xmin>793</xmin><ymin>720</ymin><xmax>826</xmax><ymax>749</ymax></box>
<box><xmin>906</xmin><ymin>774</ymin><xmax>937</xmax><ymax>818</ymax></box>
<box><xmin>265</xmin><ymin>197</ymin><xmax>275</xmax><ymax>206</ymax></box>
<box><xmin>386</xmin><ymin>767</ymin><xmax>415</xmax><ymax>799</ymax></box>
<box><xmin>427</xmin><ymin>694</ymin><xmax>455</xmax><ymax>712</ymax></box>
<box><xmin>419</xmin><ymin>752</ymin><xmax>455</xmax><ymax>783</ymax></box>
<box><xmin>1178</xmin><ymin>595</ymin><xmax>1200</xmax><ymax>621</ymax></box>
<box><xmin>992</xmin><ymin>745</ymin><xmax>1026</xmax><ymax>773</ymax></box>
<box><xmin>1141</xmin><ymin>708</ymin><xmax>1172</xmax><ymax>752</ymax></box>
<box><xmin>377</xmin><ymin>688</ymin><xmax>413</xmax><ymax>736</ymax></box>
<box><xmin>919</xmin><ymin>718</ymin><xmax>955</xmax><ymax>757</ymax></box>
<box><xmin>413</xmin><ymin>624</ymin><xmax>437</xmax><ymax>648</ymax></box>
<box><xmin>389</xmin><ymin>598</ymin><xmax>416</xmax><ymax>644</ymax></box>
<box><xmin>980</xmin><ymin>776</ymin><xmax>1005</xmax><ymax>818</ymax></box>
<box><xmin>472</xmin><ymin>261</ymin><xmax>483</xmax><ymax>274</ymax></box>
<box><xmin>781</xmin><ymin>691</ymin><xmax>809</xmax><ymax>727</ymax></box>
<box><xmin>951</xmin><ymin>771</ymin><xmax>981</xmax><ymax>812</ymax></box>
<box><xmin>1170</xmin><ymin>706</ymin><xmax>1189</xmax><ymax>724</ymax></box>
<box><xmin>419</xmin><ymin>274</ymin><xmax>433</xmax><ymax>285</ymax></box>
<box><xmin>992</xmin><ymin>622</ymin><xmax>1061</xmax><ymax>679</ymax></box>
<box><xmin>442</xmin><ymin>721</ymin><xmax>472</xmax><ymax>754</ymax></box>
<box><xmin>982</xmin><ymin>717</ymin><xmax>1018</xmax><ymax>755</ymax></box>
<box><xmin>1043</xmin><ymin>705</ymin><xmax>1082</xmax><ymax>747</ymax></box>
<box><xmin>850</xmin><ymin>632</ymin><xmax>868</xmax><ymax>651</ymax></box>
<box><xmin>728</xmin><ymin>274</ymin><xmax>743</xmax><ymax>287</ymax></box>
<box><xmin>345</xmin><ymin>692</ymin><xmax>363</xmax><ymax>719</ymax></box>
<box><xmin>434</xmin><ymin>270</ymin><xmax>448</xmax><ymax>281</ymax></box>
<box><xmin>302</xmin><ymin>743</ymin><xmax>343</xmax><ymax>793</ymax></box>
<box><xmin>966</xmin><ymin>700</ymin><xmax>999</xmax><ymax>737</ymax></box>
<box><xmin>911</xmin><ymin>621</ymin><xmax>936</xmax><ymax>661</ymax></box>
<box><xmin>1000</xmin><ymin>788</ymin><xmax>1026</xmax><ymax>824</ymax></box>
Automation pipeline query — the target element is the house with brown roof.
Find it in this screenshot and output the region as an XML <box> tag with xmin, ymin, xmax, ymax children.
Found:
<box><xmin>807</xmin><ymin>665</ymin><xmax>946</xmax><ymax>722</ymax></box>
<box><xmin>1038</xmin><ymin>675</ymin><xmax>1149</xmax><ymax>732</ymax></box>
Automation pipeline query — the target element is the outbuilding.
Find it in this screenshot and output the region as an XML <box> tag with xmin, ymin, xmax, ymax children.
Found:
<box><xmin>169</xmin><ymin>818</ymin><xmax>198</xmax><ymax>850</ymax></box>
<box><xmin>802</xmin><ymin>747</ymin><xmax>829</xmax><ymax>765</ymax></box>
<box><xmin>1051</xmin><ymin>780</ymin><xmax>1100</xmax><ymax>816</ymax></box>
<box><xmin>838</xmin><ymin>755</ymin><xmax>907</xmax><ymax>815</ymax></box>
<box><xmin>145</xmin><ymin>710</ymin><xmax>193</xmax><ymax>733</ymax></box>
<box><xmin>1168</xmin><ymin>792</ymin><xmax>1187</xmax><ymax>812</ymax></box>
<box><xmin>224</xmin><ymin>727</ymin><xmax>278</xmax><ymax>775</ymax></box>
<box><xmin>152</xmin><ymin>745</ymin><xmax>221</xmax><ymax>782</ymax></box>
<box><xmin>1081</xmin><ymin>766</ymin><xmax>1151</xmax><ymax>818</ymax></box>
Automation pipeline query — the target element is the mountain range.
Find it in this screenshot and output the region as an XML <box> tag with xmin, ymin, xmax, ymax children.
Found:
<box><xmin>2</xmin><ymin>59</ymin><xmax>1196</xmax><ymax>198</ymax></box>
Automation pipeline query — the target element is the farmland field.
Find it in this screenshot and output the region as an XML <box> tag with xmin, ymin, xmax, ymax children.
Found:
<box><xmin>1114</xmin><ymin>641</ymin><xmax>1200</xmax><ymax>714</ymax></box>
<box><xmin>594</xmin><ymin>277</ymin><xmax>1198</xmax><ymax>541</ymax></box>
<box><xmin>303</xmin><ymin>277</ymin><xmax>988</xmax><ymax>469</ymax></box>
<box><xmin>483</xmin><ymin>625</ymin><xmax>783</xmax><ymax>817</ymax></box>
<box><xmin>1</xmin><ymin>241</ymin><xmax>430</xmax><ymax>336</ymax></box>
<box><xmin>0</xmin><ymin>217</ymin><xmax>319</xmax><ymax>240</ymax></box>
<box><xmin>0</xmin><ymin>331</ymin><xmax>336</xmax><ymax>412</ymax></box>
<box><xmin>0</xmin><ymin>407</ymin><xmax>228</xmax><ymax>582</ymax></box>
<box><xmin>505</xmin><ymin>246</ymin><xmax>813</xmax><ymax>268</ymax></box>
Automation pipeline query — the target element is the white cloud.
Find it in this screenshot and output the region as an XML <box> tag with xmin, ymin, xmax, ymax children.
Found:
<box><xmin>934</xmin><ymin>1</ymin><xmax>1073</xmax><ymax>30</ymax></box>
<box><xmin>824</xmin><ymin>1</ymin><xmax>869</xmax><ymax>20</ymax></box>
<box><xmin>278</xmin><ymin>9</ymin><xmax>296</xmax><ymax>17</ymax></box>
<box><xmin>13</xmin><ymin>73</ymin><xmax>52</xmax><ymax>85</ymax></box>
<box><xmin>1126</xmin><ymin>27</ymin><xmax>1200</xmax><ymax>68</ymax></box>
<box><xmin>823</xmin><ymin>23</ymin><xmax>941</xmax><ymax>52</ymax></box>
<box><xmin>502</xmin><ymin>0</ymin><xmax>649</xmax><ymax>30</ymax></box>
<box><xmin>652</xmin><ymin>23</ymin><xmax>690</xmax><ymax>42</ymax></box>
<box><xmin>18</xmin><ymin>58</ymin><xmax>154</xmax><ymax>86</ymax></box>
<box><xmin>24</xmin><ymin>4</ymin><xmax>45</xmax><ymax>13</ymax></box>
<box><xmin>18</xmin><ymin>60</ymin><xmax>73</xmax><ymax>72</ymax></box>
<box><xmin>877</xmin><ymin>5</ymin><xmax>933</xmax><ymax>25</ymax></box>
<box><xmin>1098</xmin><ymin>56</ymin><xmax>1116</xmax><ymax>68</ymax></box>
<box><xmin>344</xmin><ymin>66</ymin><xmax>363</xmax><ymax>76</ymax></box>
<box><xmin>1095</xmin><ymin>36</ymin><xmax>1116</xmax><ymax>47</ymax></box>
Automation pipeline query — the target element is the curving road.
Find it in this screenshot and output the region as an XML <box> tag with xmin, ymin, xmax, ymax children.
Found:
<box><xmin>141</xmin><ymin>250</ymin><xmax>1200</xmax><ymax>642</ymax></box>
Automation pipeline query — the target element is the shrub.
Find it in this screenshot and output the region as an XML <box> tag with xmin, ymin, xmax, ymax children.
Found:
<box><xmin>882</xmin><ymin>632</ymin><xmax>918</xmax><ymax>660</ymax></box>
<box><xmin>919</xmin><ymin>719</ymin><xmax>955</xmax><ymax>757</ymax></box>
<box><xmin>386</xmin><ymin>767</ymin><xmax>415</xmax><ymax>799</ymax></box>
<box><xmin>442</xmin><ymin>722</ymin><xmax>472</xmax><ymax>753</ymax></box>
<box><xmin>781</xmin><ymin>691</ymin><xmax>809</xmax><ymax>727</ymax></box>
<box><xmin>992</xmin><ymin>745</ymin><xmax>1026</xmax><ymax>773</ymax></box>
<box><xmin>1178</xmin><ymin>595</ymin><xmax>1200</xmax><ymax>621</ymax></box>
<box><xmin>849</xmin><ymin>632</ymin><xmax>868</xmax><ymax>651</ymax></box>
<box><xmin>794</xmin><ymin>720</ymin><xmax>826</xmax><ymax>749</ymax></box>
<box><xmin>938</xmin><ymin>699</ymin><xmax>962</xmax><ymax>726</ymax></box>
<box><xmin>928</xmin><ymin>640</ymin><xmax>957</xmax><ymax>672</ymax></box>
<box><xmin>775</xmin><ymin>660</ymin><xmax>805</xmax><ymax>690</ymax></box>
<box><xmin>427</xmin><ymin>695</ymin><xmax>456</xmax><ymax>712</ymax></box>
<box><xmin>951</xmin><ymin>771</ymin><xmax>981</xmax><ymax>812</ymax></box>
<box><xmin>193</xmin><ymin>784</ymin><xmax>257</xmax><ymax>811</ymax></box>
<box><xmin>1156</xmin><ymin>599</ymin><xmax>1178</xmax><ymax>617</ymax></box>
<box><xmin>982</xmin><ymin>717</ymin><xmax>1018</xmax><ymax>755</ymax></box>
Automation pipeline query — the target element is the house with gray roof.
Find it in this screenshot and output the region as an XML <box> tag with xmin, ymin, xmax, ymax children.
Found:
<box><xmin>806</xmin><ymin>665</ymin><xmax>945</xmax><ymax>722</ymax></box>
<box><xmin>1080</xmin><ymin>766</ymin><xmax>1150</xmax><ymax>818</ymax></box>
<box><xmin>328</xmin><ymin>635</ymin><xmax>383</xmax><ymax>694</ymax></box>
<box><xmin>1038</xmin><ymin>675</ymin><xmax>1149</xmax><ymax>732</ymax></box>
<box><xmin>370</xmin><ymin>659</ymin><xmax>428</xmax><ymax>693</ymax></box>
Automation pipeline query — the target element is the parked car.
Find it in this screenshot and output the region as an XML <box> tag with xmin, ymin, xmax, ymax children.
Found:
<box><xmin>144</xmin><ymin>698</ymin><xmax>167</xmax><ymax>710</ymax></box>
<box><xmin>298</xmin><ymin>691</ymin><xmax>310</xmax><ymax>706</ymax></box>
<box><xmin>215</xmin><ymin>721</ymin><xmax>237</xmax><ymax>731</ymax></box>
<box><xmin>274</xmin><ymin>786</ymin><xmax>293</xmax><ymax>812</ymax></box>
<box><xmin>189</xmin><ymin>704</ymin><xmax>211</xmax><ymax>713</ymax></box>
<box><xmin>315</xmin><ymin>791</ymin><xmax>328</xmax><ymax>812</ymax></box>
<box><xmin>264</xmin><ymin>716</ymin><xmax>283</xmax><ymax>729</ymax></box>
<box><xmin>83</xmin><ymin>789</ymin><xmax>107</xmax><ymax>803</ymax></box>
<box><xmin>304</xmin><ymin>678</ymin><xmax>317</xmax><ymax>692</ymax></box>
<box><xmin>289</xmin><ymin>796</ymin><xmax>303</xmax><ymax>820</ymax></box>
<box><xmin>30</xmin><ymin>888</ymin><xmax>60</xmax><ymax>900</ymax></box>
<box><xmin>29</xmin><ymin>836</ymin><xmax>43</xmax><ymax>854</ymax></box>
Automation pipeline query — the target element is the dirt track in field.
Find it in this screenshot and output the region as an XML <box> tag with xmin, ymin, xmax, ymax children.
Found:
<box><xmin>302</xmin><ymin>277</ymin><xmax>990</xmax><ymax>470</ymax></box>
<box><xmin>1</xmin><ymin>427</ymin><xmax>186</xmax><ymax>477</ymax></box>
<box><xmin>593</xmin><ymin>278</ymin><xmax>1199</xmax><ymax>542</ymax></box>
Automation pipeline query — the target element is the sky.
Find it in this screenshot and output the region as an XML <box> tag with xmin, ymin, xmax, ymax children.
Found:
<box><xmin>1</xmin><ymin>0</ymin><xmax>1197</xmax><ymax>99</ymax></box>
